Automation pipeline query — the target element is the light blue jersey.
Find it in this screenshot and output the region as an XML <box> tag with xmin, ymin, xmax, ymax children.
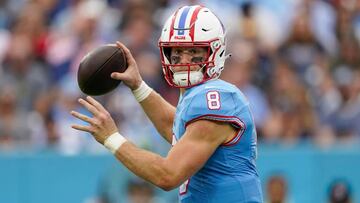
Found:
<box><xmin>172</xmin><ymin>79</ymin><xmax>263</xmax><ymax>203</ymax></box>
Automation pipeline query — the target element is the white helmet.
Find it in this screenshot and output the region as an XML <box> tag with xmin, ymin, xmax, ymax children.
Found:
<box><xmin>158</xmin><ymin>5</ymin><xmax>229</xmax><ymax>88</ymax></box>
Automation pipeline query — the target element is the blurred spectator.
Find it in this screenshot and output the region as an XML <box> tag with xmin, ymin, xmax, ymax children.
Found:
<box><xmin>328</xmin><ymin>67</ymin><xmax>360</xmax><ymax>143</ymax></box>
<box><xmin>305</xmin><ymin>53</ymin><xmax>342</xmax><ymax>122</ymax></box>
<box><xmin>333</xmin><ymin>0</ymin><xmax>360</xmax><ymax>69</ymax></box>
<box><xmin>238</xmin><ymin>1</ymin><xmax>285</xmax><ymax>51</ymax></box>
<box><xmin>0</xmin><ymin>1</ymin><xmax>10</xmax><ymax>29</ymax></box>
<box><xmin>288</xmin><ymin>0</ymin><xmax>337</xmax><ymax>56</ymax></box>
<box><xmin>262</xmin><ymin>59</ymin><xmax>317</xmax><ymax>144</ymax></box>
<box><xmin>127</xmin><ymin>179</ymin><xmax>155</xmax><ymax>203</ymax></box>
<box><xmin>28</xmin><ymin>90</ymin><xmax>59</xmax><ymax>150</ymax></box>
<box><xmin>266</xmin><ymin>175</ymin><xmax>292</xmax><ymax>203</ymax></box>
<box><xmin>1</xmin><ymin>3</ymin><xmax>50</xmax><ymax>111</ymax></box>
<box><xmin>0</xmin><ymin>85</ymin><xmax>31</xmax><ymax>150</ymax></box>
<box><xmin>118</xmin><ymin>12</ymin><xmax>158</xmax><ymax>57</ymax></box>
<box><xmin>280</xmin><ymin>1</ymin><xmax>323</xmax><ymax>78</ymax></box>
<box><xmin>304</xmin><ymin>53</ymin><xmax>341</xmax><ymax>147</ymax></box>
<box><xmin>328</xmin><ymin>179</ymin><xmax>352</xmax><ymax>203</ymax></box>
<box><xmin>354</xmin><ymin>0</ymin><xmax>360</xmax><ymax>44</ymax></box>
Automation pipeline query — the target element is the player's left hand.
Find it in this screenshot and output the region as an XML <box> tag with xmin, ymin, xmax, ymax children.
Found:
<box><xmin>70</xmin><ymin>96</ymin><xmax>118</xmax><ymax>144</ymax></box>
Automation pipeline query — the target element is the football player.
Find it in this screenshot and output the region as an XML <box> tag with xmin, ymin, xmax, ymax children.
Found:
<box><xmin>71</xmin><ymin>5</ymin><xmax>263</xmax><ymax>202</ymax></box>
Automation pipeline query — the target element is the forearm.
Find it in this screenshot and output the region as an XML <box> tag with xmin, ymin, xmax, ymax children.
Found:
<box><xmin>139</xmin><ymin>91</ymin><xmax>175</xmax><ymax>143</ymax></box>
<box><xmin>115</xmin><ymin>142</ymin><xmax>178</xmax><ymax>190</ymax></box>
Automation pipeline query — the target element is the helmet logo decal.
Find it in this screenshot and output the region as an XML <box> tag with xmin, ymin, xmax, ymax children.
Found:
<box><xmin>174</xmin><ymin>36</ymin><xmax>186</xmax><ymax>40</ymax></box>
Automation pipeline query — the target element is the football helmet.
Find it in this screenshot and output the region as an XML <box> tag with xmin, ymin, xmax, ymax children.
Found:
<box><xmin>158</xmin><ymin>5</ymin><xmax>229</xmax><ymax>88</ymax></box>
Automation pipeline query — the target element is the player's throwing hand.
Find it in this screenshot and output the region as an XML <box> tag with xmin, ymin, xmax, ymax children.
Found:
<box><xmin>111</xmin><ymin>41</ymin><xmax>143</xmax><ymax>90</ymax></box>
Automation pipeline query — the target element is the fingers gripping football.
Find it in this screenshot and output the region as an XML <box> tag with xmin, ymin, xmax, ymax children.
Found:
<box><xmin>111</xmin><ymin>41</ymin><xmax>143</xmax><ymax>90</ymax></box>
<box><xmin>71</xmin><ymin>96</ymin><xmax>118</xmax><ymax>144</ymax></box>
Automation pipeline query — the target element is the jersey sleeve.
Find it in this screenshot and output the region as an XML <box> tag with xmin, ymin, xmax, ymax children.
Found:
<box><xmin>183</xmin><ymin>89</ymin><xmax>246</xmax><ymax>130</ymax></box>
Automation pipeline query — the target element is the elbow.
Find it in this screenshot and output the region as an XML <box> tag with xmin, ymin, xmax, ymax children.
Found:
<box><xmin>159</xmin><ymin>183</ymin><xmax>177</xmax><ymax>191</ymax></box>
<box><xmin>152</xmin><ymin>158</ymin><xmax>182</xmax><ymax>191</ymax></box>
<box><xmin>157</xmin><ymin>175</ymin><xmax>180</xmax><ymax>191</ymax></box>
<box><xmin>159</xmin><ymin>184</ymin><xmax>174</xmax><ymax>192</ymax></box>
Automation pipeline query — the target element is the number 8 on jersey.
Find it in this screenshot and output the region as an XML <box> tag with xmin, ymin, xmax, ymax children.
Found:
<box><xmin>206</xmin><ymin>91</ymin><xmax>221</xmax><ymax>110</ymax></box>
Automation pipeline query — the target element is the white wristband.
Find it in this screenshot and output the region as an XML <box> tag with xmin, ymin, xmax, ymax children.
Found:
<box><xmin>132</xmin><ymin>81</ymin><xmax>153</xmax><ymax>102</ymax></box>
<box><xmin>104</xmin><ymin>132</ymin><xmax>127</xmax><ymax>154</ymax></box>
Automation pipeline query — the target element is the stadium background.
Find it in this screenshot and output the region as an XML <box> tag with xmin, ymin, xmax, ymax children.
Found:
<box><xmin>0</xmin><ymin>0</ymin><xmax>359</xmax><ymax>202</ymax></box>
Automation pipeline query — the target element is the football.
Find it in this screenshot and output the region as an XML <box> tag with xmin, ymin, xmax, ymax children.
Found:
<box><xmin>77</xmin><ymin>45</ymin><xmax>127</xmax><ymax>96</ymax></box>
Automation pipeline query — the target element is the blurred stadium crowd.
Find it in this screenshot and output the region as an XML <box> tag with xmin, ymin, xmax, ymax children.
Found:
<box><xmin>0</xmin><ymin>0</ymin><xmax>360</xmax><ymax>155</ymax></box>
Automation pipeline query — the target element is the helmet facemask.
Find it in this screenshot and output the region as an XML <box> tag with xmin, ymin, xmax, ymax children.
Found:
<box><xmin>159</xmin><ymin>42</ymin><xmax>219</xmax><ymax>87</ymax></box>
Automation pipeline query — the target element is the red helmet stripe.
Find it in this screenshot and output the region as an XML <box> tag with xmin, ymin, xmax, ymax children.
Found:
<box><xmin>169</xmin><ymin>8</ymin><xmax>180</xmax><ymax>41</ymax></box>
<box><xmin>189</xmin><ymin>5</ymin><xmax>203</xmax><ymax>41</ymax></box>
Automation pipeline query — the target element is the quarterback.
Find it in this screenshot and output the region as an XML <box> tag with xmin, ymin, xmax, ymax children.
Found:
<box><xmin>71</xmin><ymin>5</ymin><xmax>263</xmax><ymax>203</ymax></box>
